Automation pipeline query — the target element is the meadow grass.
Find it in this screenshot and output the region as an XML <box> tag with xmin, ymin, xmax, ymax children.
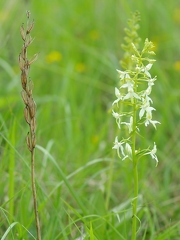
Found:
<box><xmin>0</xmin><ymin>0</ymin><xmax>180</xmax><ymax>239</ymax></box>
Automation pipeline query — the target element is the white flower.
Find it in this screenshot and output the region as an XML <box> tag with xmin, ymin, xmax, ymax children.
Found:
<box><xmin>144</xmin><ymin>86</ymin><xmax>152</xmax><ymax>96</ymax></box>
<box><xmin>144</xmin><ymin>109</ymin><xmax>160</xmax><ymax>128</ymax></box>
<box><xmin>148</xmin><ymin>76</ymin><xmax>156</xmax><ymax>88</ymax></box>
<box><xmin>123</xmin><ymin>143</ymin><xmax>132</xmax><ymax>160</ymax></box>
<box><xmin>112</xmin><ymin>137</ymin><xmax>125</xmax><ymax>158</ymax></box>
<box><xmin>149</xmin><ymin>142</ymin><xmax>158</xmax><ymax>166</ymax></box>
<box><xmin>112</xmin><ymin>137</ymin><xmax>132</xmax><ymax>161</ymax></box>
<box><xmin>136</xmin><ymin>63</ymin><xmax>153</xmax><ymax>78</ymax></box>
<box><xmin>143</xmin><ymin>142</ymin><xmax>159</xmax><ymax>166</ymax></box>
<box><xmin>121</xmin><ymin>116</ymin><xmax>133</xmax><ymax>133</ymax></box>
<box><xmin>139</xmin><ymin>102</ymin><xmax>155</xmax><ymax>120</ymax></box>
<box><xmin>131</xmin><ymin>54</ymin><xmax>139</xmax><ymax>63</ymax></box>
<box><xmin>112</xmin><ymin>110</ymin><xmax>122</xmax><ymax>128</ymax></box>
<box><xmin>116</xmin><ymin>69</ymin><xmax>130</xmax><ymax>80</ymax></box>
<box><xmin>121</xmin><ymin>80</ymin><xmax>141</xmax><ymax>101</ymax></box>
<box><xmin>141</xmin><ymin>89</ymin><xmax>153</xmax><ymax>101</ymax></box>
<box><xmin>120</xmin><ymin>80</ymin><xmax>134</xmax><ymax>90</ymax></box>
<box><xmin>144</xmin><ymin>64</ymin><xmax>153</xmax><ymax>78</ymax></box>
<box><xmin>139</xmin><ymin>93</ymin><xmax>155</xmax><ymax>119</ymax></box>
<box><xmin>123</xmin><ymin>87</ymin><xmax>141</xmax><ymax>102</ymax></box>
<box><xmin>143</xmin><ymin>77</ymin><xmax>156</xmax><ymax>96</ymax></box>
<box><xmin>121</xmin><ymin>79</ymin><xmax>140</xmax><ymax>102</ymax></box>
<box><xmin>112</xmin><ymin>87</ymin><xmax>123</xmax><ymax>105</ymax></box>
<box><xmin>125</xmin><ymin>143</ymin><xmax>132</xmax><ymax>155</ymax></box>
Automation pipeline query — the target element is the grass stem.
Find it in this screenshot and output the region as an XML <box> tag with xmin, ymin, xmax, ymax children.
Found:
<box><xmin>31</xmin><ymin>148</ymin><xmax>41</xmax><ymax>240</ymax></box>
<box><xmin>8</xmin><ymin>120</ymin><xmax>16</xmax><ymax>223</ymax></box>
<box><xmin>19</xmin><ymin>11</ymin><xmax>41</xmax><ymax>240</ymax></box>
<box><xmin>131</xmin><ymin>98</ymin><xmax>138</xmax><ymax>240</ymax></box>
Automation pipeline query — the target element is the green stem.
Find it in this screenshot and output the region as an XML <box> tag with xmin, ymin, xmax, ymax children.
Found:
<box><xmin>131</xmin><ymin>162</ymin><xmax>138</xmax><ymax>240</ymax></box>
<box><xmin>31</xmin><ymin>148</ymin><xmax>41</xmax><ymax>240</ymax></box>
<box><xmin>131</xmin><ymin>101</ymin><xmax>138</xmax><ymax>240</ymax></box>
<box><xmin>8</xmin><ymin>120</ymin><xmax>16</xmax><ymax>223</ymax></box>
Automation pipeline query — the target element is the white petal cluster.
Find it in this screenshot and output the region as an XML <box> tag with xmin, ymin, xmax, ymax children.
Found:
<box><xmin>112</xmin><ymin>39</ymin><xmax>160</xmax><ymax>164</ymax></box>
<box><xmin>112</xmin><ymin>55</ymin><xmax>160</xmax><ymax>130</ymax></box>
<box><xmin>112</xmin><ymin>137</ymin><xmax>132</xmax><ymax>161</ymax></box>
<box><xmin>143</xmin><ymin>142</ymin><xmax>159</xmax><ymax>166</ymax></box>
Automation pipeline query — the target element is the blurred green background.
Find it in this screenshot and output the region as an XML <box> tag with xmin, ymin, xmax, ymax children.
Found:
<box><xmin>0</xmin><ymin>0</ymin><xmax>180</xmax><ymax>239</ymax></box>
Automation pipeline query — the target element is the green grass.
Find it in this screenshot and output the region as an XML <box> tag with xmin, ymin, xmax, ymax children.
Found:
<box><xmin>1</xmin><ymin>0</ymin><xmax>180</xmax><ymax>239</ymax></box>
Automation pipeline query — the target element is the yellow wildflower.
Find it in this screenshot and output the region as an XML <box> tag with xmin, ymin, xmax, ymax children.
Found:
<box><xmin>91</xmin><ymin>135</ymin><xmax>99</xmax><ymax>145</ymax></box>
<box><xmin>75</xmin><ymin>63</ymin><xmax>86</xmax><ymax>73</ymax></box>
<box><xmin>173</xmin><ymin>8</ymin><xmax>180</xmax><ymax>24</ymax></box>
<box><xmin>89</xmin><ymin>30</ymin><xmax>99</xmax><ymax>41</ymax></box>
<box><xmin>46</xmin><ymin>51</ymin><xmax>62</xmax><ymax>63</ymax></box>
<box><xmin>174</xmin><ymin>61</ymin><xmax>180</xmax><ymax>71</ymax></box>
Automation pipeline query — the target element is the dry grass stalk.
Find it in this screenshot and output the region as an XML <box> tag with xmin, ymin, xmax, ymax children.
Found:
<box><xmin>18</xmin><ymin>11</ymin><xmax>41</xmax><ymax>240</ymax></box>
